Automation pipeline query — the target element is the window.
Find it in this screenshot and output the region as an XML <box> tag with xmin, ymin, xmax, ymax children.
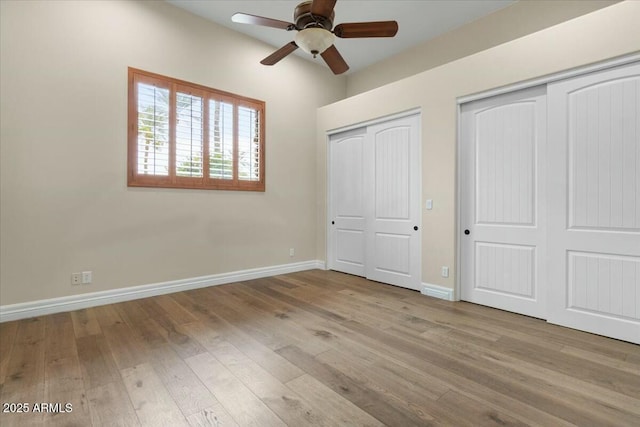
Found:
<box><xmin>128</xmin><ymin>68</ymin><xmax>265</xmax><ymax>191</ymax></box>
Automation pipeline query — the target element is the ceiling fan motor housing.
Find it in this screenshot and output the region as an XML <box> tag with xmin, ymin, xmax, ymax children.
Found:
<box><xmin>294</xmin><ymin>1</ymin><xmax>334</xmax><ymax>30</ymax></box>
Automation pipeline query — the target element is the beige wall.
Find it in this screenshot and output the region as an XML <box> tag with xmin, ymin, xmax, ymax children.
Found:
<box><xmin>0</xmin><ymin>0</ymin><xmax>346</xmax><ymax>305</ymax></box>
<box><xmin>346</xmin><ymin>0</ymin><xmax>620</xmax><ymax>97</ymax></box>
<box><xmin>316</xmin><ymin>1</ymin><xmax>640</xmax><ymax>292</ymax></box>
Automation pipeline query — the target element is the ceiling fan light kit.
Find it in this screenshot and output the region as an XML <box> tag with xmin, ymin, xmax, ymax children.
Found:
<box><xmin>295</xmin><ymin>28</ymin><xmax>335</xmax><ymax>57</ymax></box>
<box><xmin>231</xmin><ymin>0</ymin><xmax>398</xmax><ymax>75</ymax></box>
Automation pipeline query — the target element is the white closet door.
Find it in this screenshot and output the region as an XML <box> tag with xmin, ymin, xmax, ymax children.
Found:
<box><xmin>460</xmin><ymin>86</ymin><xmax>547</xmax><ymax>318</ymax></box>
<box><xmin>328</xmin><ymin>114</ymin><xmax>421</xmax><ymax>290</ymax></box>
<box><xmin>366</xmin><ymin>114</ymin><xmax>421</xmax><ymax>290</ymax></box>
<box><xmin>547</xmin><ymin>63</ymin><xmax>640</xmax><ymax>344</ymax></box>
<box><xmin>329</xmin><ymin>128</ymin><xmax>367</xmax><ymax>276</ymax></box>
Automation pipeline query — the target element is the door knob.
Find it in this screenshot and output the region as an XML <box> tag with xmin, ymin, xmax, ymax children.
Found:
<box><xmin>464</xmin><ymin>229</ymin><xmax>470</xmax><ymax>235</ymax></box>
<box><xmin>331</xmin><ymin>221</ymin><xmax>335</xmax><ymax>225</ymax></box>
<box><xmin>414</xmin><ymin>226</ymin><xmax>419</xmax><ymax>231</ymax></box>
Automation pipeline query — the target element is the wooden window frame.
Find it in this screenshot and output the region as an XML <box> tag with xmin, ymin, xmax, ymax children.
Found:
<box><xmin>127</xmin><ymin>68</ymin><xmax>265</xmax><ymax>191</ymax></box>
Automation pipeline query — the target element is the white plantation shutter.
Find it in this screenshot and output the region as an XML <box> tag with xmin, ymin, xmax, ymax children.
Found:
<box><xmin>136</xmin><ymin>83</ymin><xmax>169</xmax><ymax>176</ymax></box>
<box><xmin>238</xmin><ymin>106</ymin><xmax>261</xmax><ymax>181</ymax></box>
<box><xmin>176</xmin><ymin>92</ymin><xmax>204</xmax><ymax>178</ymax></box>
<box><xmin>209</xmin><ymin>100</ymin><xmax>234</xmax><ymax>180</ymax></box>
<box><xmin>129</xmin><ymin>68</ymin><xmax>265</xmax><ymax>191</ymax></box>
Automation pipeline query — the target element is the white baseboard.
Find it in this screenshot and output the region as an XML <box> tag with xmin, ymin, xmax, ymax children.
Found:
<box><xmin>0</xmin><ymin>260</ymin><xmax>326</xmax><ymax>322</ymax></box>
<box><xmin>420</xmin><ymin>282</ymin><xmax>455</xmax><ymax>301</ymax></box>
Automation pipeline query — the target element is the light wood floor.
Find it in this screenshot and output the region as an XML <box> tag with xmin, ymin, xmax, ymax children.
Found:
<box><xmin>1</xmin><ymin>270</ymin><xmax>639</xmax><ymax>426</ymax></box>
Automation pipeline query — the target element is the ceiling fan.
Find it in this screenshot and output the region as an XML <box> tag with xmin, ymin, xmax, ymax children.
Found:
<box><xmin>231</xmin><ymin>0</ymin><xmax>399</xmax><ymax>75</ymax></box>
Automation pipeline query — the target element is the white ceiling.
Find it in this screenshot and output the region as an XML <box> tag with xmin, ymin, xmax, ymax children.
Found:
<box><xmin>167</xmin><ymin>0</ymin><xmax>516</xmax><ymax>74</ymax></box>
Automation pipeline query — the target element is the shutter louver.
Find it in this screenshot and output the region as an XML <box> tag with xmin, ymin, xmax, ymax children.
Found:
<box><xmin>137</xmin><ymin>83</ymin><xmax>169</xmax><ymax>176</ymax></box>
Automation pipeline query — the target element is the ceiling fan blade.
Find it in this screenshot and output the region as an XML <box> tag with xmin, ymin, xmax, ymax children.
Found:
<box><xmin>321</xmin><ymin>45</ymin><xmax>349</xmax><ymax>75</ymax></box>
<box><xmin>310</xmin><ymin>0</ymin><xmax>337</xmax><ymax>18</ymax></box>
<box><xmin>232</xmin><ymin>13</ymin><xmax>295</xmax><ymax>30</ymax></box>
<box><xmin>334</xmin><ymin>21</ymin><xmax>399</xmax><ymax>38</ymax></box>
<box><xmin>260</xmin><ymin>42</ymin><xmax>299</xmax><ymax>66</ymax></box>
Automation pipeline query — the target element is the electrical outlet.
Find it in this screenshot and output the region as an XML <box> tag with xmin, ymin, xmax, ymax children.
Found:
<box><xmin>289</xmin><ymin>248</ymin><xmax>295</xmax><ymax>257</ymax></box>
<box><xmin>82</xmin><ymin>271</ymin><xmax>92</xmax><ymax>284</ymax></box>
<box><xmin>441</xmin><ymin>266</ymin><xmax>449</xmax><ymax>278</ymax></box>
<box><xmin>71</xmin><ymin>273</ymin><xmax>81</xmax><ymax>285</ymax></box>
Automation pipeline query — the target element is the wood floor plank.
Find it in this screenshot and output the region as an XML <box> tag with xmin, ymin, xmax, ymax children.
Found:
<box><xmin>232</xmin><ymin>282</ymin><xmax>457</xmax><ymax>410</ymax></box>
<box><xmin>147</xmin><ymin>343</ymin><xmax>218</xmax><ymax>417</ymax></box>
<box><xmin>431</xmin><ymin>328</ymin><xmax>640</xmax><ymax>422</ymax></box>
<box><xmin>43</xmin><ymin>355</ymin><xmax>91</xmax><ymax>426</ymax></box>
<box><xmin>276</xmin><ymin>344</ymin><xmax>433</xmax><ymax>427</ymax></box>
<box><xmin>243</xmin><ymin>278</ymin><xmax>348</xmax><ymax>323</ymax></box>
<box><xmin>626</xmin><ymin>351</ymin><xmax>640</xmax><ymax>364</ymax></box>
<box><xmin>189</xmin><ymin>285</ymin><xmax>321</xmax><ymax>354</ymax></box>
<box><xmin>43</xmin><ymin>310</ymin><xmax>89</xmax><ymax>426</ymax></box>
<box><xmin>186</xmin><ymin>404</ymin><xmax>239</xmax><ymax>427</ymax></box>
<box><xmin>186</xmin><ymin>352</ymin><xmax>286</xmax><ymax>427</ymax></box>
<box><xmin>202</xmin><ymin>337</ymin><xmax>335</xmax><ymax>426</ymax></box>
<box><xmin>92</xmin><ymin>305</ymin><xmax>125</xmax><ymax>329</ymax></box>
<box><xmin>336</xmin><ymin>318</ymin><xmax>575</xmax><ymax>425</ymax></box>
<box><xmin>0</xmin><ymin>320</ymin><xmax>18</xmax><ymax>388</ymax></box>
<box><xmin>310</xmin><ymin>314</ymin><xmax>572</xmax><ymax>426</ymax></box>
<box><xmin>44</xmin><ymin>312</ymin><xmax>76</xmax><ymax>362</ymax></box>
<box><xmin>136</xmin><ymin>299</ymin><xmax>206</xmax><ymax>359</ymax></box>
<box><xmin>496</xmin><ymin>335</ymin><xmax>640</xmax><ymax>398</ymax></box>
<box><xmin>228</xmin><ymin>283</ymin><xmax>357</xmax><ymax>352</ymax></box>
<box><xmin>215</xmin><ymin>284</ymin><xmax>332</xmax><ymax>355</ymax></box>
<box><xmin>426</xmin><ymin>299</ymin><xmax>635</xmax><ymax>358</ymax></box>
<box><xmin>76</xmin><ymin>334</ymin><xmax>121</xmax><ymax>390</ymax></box>
<box><xmin>242</xmin><ymin>281</ymin><xmax>394</xmax><ymax>331</ymax></box>
<box><xmin>154</xmin><ymin>294</ymin><xmax>199</xmax><ymax>325</ymax></box>
<box><xmin>367</xmin><ymin>294</ymin><xmax>514</xmax><ymax>343</ymax></box>
<box><xmin>426</xmin><ymin>328</ymin><xmax>640</xmax><ymax>418</ymax></box>
<box><xmin>324</xmin><ymin>332</ymin><xmax>451</xmax><ymax>400</ymax></box>
<box><xmin>560</xmin><ymin>345</ymin><xmax>640</xmax><ymax>375</ymax></box>
<box><xmin>179</xmin><ymin>300</ymin><xmax>304</xmax><ymax>383</ymax></box>
<box><xmin>269</xmin><ymin>275</ymin><xmax>301</xmax><ymax>289</ymax></box>
<box><xmin>344</xmin><ymin>318</ymin><xmax>638</xmax><ymax>426</ymax></box>
<box><xmin>336</xmin><ymin>288</ymin><xmax>439</xmax><ymax>332</ymax></box>
<box><xmin>459</xmin><ymin>303</ymin><xmax>640</xmax><ymax>360</ymax></box>
<box><xmin>101</xmin><ymin>323</ymin><xmax>148</xmax><ymax>371</ymax></box>
<box><xmin>130</xmin><ymin>317</ymin><xmax>168</xmax><ymax>350</ymax></box>
<box><xmin>121</xmin><ymin>363</ymin><xmax>189</xmax><ymax>427</ymax></box>
<box><xmin>286</xmin><ymin>374</ymin><xmax>384</xmax><ymax>427</ymax></box>
<box><xmin>316</xmin><ymin>349</ymin><xmax>444</xmax><ymax>425</ymax></box>
<box><xmin>112</xmin><ymin>300</ymin><xmax>150</xmax><ymax>328</ymax></box>
<box><xmin>185</xmin><ymin>287</ymin><xmax>292</xmax><ymax>350</ymax></box>
<box><xmin>86</xmin><ymin>381</ymin><xmax>140</xmax><ymax>427</ymax></box>
<box><xmin>436</xmin><ymin>390</ymin><xmax>529</xmax><ymax>427</ymax></box>
<box><xmin>485</xmin><ymin>341</ymin><xmax>640</xmax><ymax>418</ymax></box>
<box><xmin>70</xmin><ymin>308</ymin><xmax>102</xmax><ymax>338</ymax></box>
<box><xmin>0</xmin><ymin>317</ymin><xmax>46</xmax><ymax>427</ymax></box>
